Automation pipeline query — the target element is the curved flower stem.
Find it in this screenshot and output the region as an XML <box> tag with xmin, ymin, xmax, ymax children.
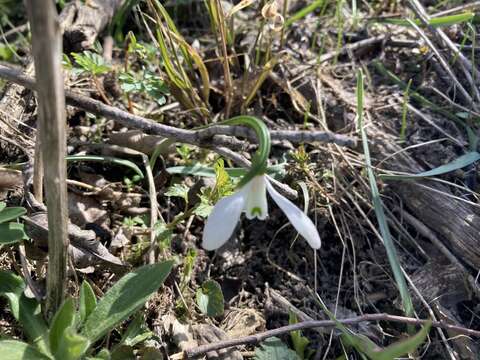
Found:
<box><xmin>220</xmin><ymin>115</ymin><xmax>271</xmax><ymax>188</ymax></box>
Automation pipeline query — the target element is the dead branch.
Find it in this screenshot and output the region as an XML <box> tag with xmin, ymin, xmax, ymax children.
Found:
<box><xmin>183</xmin><ymin>313</ymin><xmax>480</xmax><ymax>358</ymax></box>
<box><xmin>0</xmin><ymin>64</ymin><xmax>357</xmax><ymax>149</ymax></box>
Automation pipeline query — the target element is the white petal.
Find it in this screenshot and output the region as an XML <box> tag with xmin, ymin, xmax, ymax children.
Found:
<box><xmin>243</xmin><ymin>176</ymin><xmax>268</xmax><ymax>220</ymax></box>
<box><xmin>266</xmin><ymin>179</ymin><xmax>321</xmax><ymax>249</ymax></box>
<box><xmin>202</xmin><ymin>189</ymin><xmax>246</xmax><ymax>250</ymax></box>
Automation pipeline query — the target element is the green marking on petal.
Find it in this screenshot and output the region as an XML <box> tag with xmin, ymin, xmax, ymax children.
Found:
<box><xmin>251</xmin><ymin>207</ymin><xmax>262</xmax><ymax>217</ymax></box>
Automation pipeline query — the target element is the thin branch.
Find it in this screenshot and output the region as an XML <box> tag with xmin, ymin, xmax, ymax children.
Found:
<box><xmin>183</xmin><ymin>313</ymin><xmax>480</xmax><ymax>358</ymax></box>
<box><xmin>308</xmin><ymin>35</ymin><xmax>387</xmax><ymax>65</ymax></box>
<box><xmin>431</xmin><ymin>1</ymin><xmax>480</xmax><ymax>17</ymax></box>
<box><xmin>0</xmin><ymin>64</ymin><xmax>357</xmax><ymax>149</ymax></box>
<box><xmin>2</xmin><ymin>23</ymin><xmax>29</xmax><ymax>41</ymax></box>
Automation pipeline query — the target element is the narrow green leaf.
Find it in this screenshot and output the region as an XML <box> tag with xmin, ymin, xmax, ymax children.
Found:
<box><xmin>289</xmin><ymin>312</ymin><xmax>310</xmax><ymax>359</ymax></box>
<box><xmin>196</xmin><ymin>280</ymin><xmax>224</xmax><ymax>317</ymax></box>
<box><xmin>0</xmin><ymin>270</ymin><xmax>25</xmax><ymax>318</ymax></box>
<box><xmin>0</xmin><ymin>222</ymin><xmax>27</xmax><ymax>244</ymax></box>
<box><xmin>0</xmin><ymin>273</ymin><xmax>49</xmax><ymax>355</ymax></box>
<box><xmin>356</xmin><ymin>69</ymin><xmax>413</xmax><ymax>319</ymax></box>
<box><xmin>166</xmin><ymin>163</ymin><xmax>285</xmax><ymax>178</ymax></box>
<box><xmin>399</xmin><ymin>79</ymin><xmax>412</xmax><ymax>142</ymax></box>
<box><xmin>340</xmin><ymin>332</ymin><xmax>380</xmax><ymax>356</ymax></box>
<box><xmin>66</xmin><ymin>155</ymin><xmax>144</xmax><ymax>179</ymax></box>
<box><xmin>119</xmin><ymin>314</ymin><xmax>153</xmax><ymax>347</ymax></box>
<box><xmin>286</xmin><ymin>0</ymin><xmax>326</xmax><ymax>27</ymax></box>
<box><xmin>377</xmin><ymin>12</ymin><xmax>474</xmax><ymax>28</ymax></box>
<box><xmin>49</xmin><ymin>298</ymin><xmax>76</xmax><ymax>355</ymax></box>
<box><xmin>372</xmin><ymin>61</ymin><xmax>464</xmax><ymax>125</ymax></box>
<box><xmin>0</xmin><ymin>340</ymin><xmax>51</xmax><ymax>360</ymax></box>
<box><xmin>55</xmin><ymin>327</ymin><xmax>90</xmax><ymax>360</ymax></box>
<box><xmin>0</xmin><ymin>206</ymin><xmax>25</xmax><ymax>223</ymax></box>
<box><xmin>380</xmin><ymin>151</ymin><xmax>480</xmax><ymax>180</ymax></box>
<box><xmin>372</xmin><ymin>322</ymin><xmax>431</xmax><ymax>360</ymax></box>
<box><xmin>81</xmin><ymin>261</ymin><xmax>174</xmax><ymax>343</ymax></box>
<box><xmin>18</xmin><ymin>295</ymin><xmax>50</xmax><ymax>355</ymax></box>
<box><xmin>79</xmin><ymin>281</ymin><xmax>97</xmax><ymax>324</ymax></box>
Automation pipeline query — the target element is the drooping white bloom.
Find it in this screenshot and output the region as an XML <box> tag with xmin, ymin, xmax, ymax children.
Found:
<box><xmin>202</xmin><ymin>175</ymin><xmax>321</xmax><ymax>250</ymax></box>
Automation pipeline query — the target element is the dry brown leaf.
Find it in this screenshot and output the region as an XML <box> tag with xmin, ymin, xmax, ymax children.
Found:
<box><xmin>0</xmin><ymin>168</ymin><xmax>22</xmax><ymax>191</ymax></box>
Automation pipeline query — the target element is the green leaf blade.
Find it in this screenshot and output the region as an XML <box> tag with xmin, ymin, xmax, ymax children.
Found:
<box><xmin>380</xmin><ymin>151</ymin><xmax>480</xmax><ymax>181</ymax></box>
<box><xmin>372</xmin><ymin>322</ymin><xmax>431</xmax><ymax>360</ymax></box>
<box><xmin>0</xmin><ymin>271</ymin><xmax>25</xmax><ymax>319</ymax></box>
<box><xmin>0</xmin><ymin>340</ymin><xmax>51</xmax><ymax>360</ymax></box>
<box><xmin>49</xmin><ymin>298</ymin><xmax>76</xmax><ymax>355</ymax></box>
<box><xmin>254</xmin><ymin>337</ymin><xmax>300</xmax><ymax>360</ymax></box>
<box><xmin>81</xmin><ymin>261</ymin><xmax>173</xmax><ymax>343</ymax></box>
<box><xmin>0</xmin><ymin>206</ymin><xmax>26</xmax><ymax>223</ymax></box>
<box><xmin>18</xmin><ymin>295</ymin><xmax>50</xmax><ymax>355</ymax></box>
<box><xmin>356</xmin><ymin>69</ymin><xmax>413</xmax><ymax>319</ymax></box>
<box><xmin>196</xmin><ymin>280</ymin><xmax>224</xmax><ymax>317</ymax></box>
<box><xmin>0</xmin><ymin>222</ymin><xmax>27</xmax><ymax>244</ymax></box>
<box><xmin>66</xmin><ymin>155</ymin><xmax>144</xmax><ymax>179</ymax></box>
<box><xmin>55</xmin><ymin>327</ymin><xmax>90</xmax><ymax>360</ymax></box>
<box><xmin>79</xmin><ymin>281</ymin><xmax>97</xmax><ymax>324</ymax></box>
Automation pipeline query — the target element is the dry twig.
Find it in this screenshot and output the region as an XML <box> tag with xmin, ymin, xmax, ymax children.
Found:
<box><xmin>183</xmin><ymin>313</ymin><xmax>480</xmax><ymax>358</ymax></box>
<box><xmin>0</xmin><ymin>64</ymin><xmax>357</xmax><ymax>149</ymax></box>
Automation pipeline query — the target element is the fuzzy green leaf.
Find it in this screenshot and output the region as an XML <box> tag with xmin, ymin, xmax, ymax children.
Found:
<box><xmin>0</xmin><ymin>222</ymin><xmax>27</xmax><ymax>244</ymax></box>
<box><xmin>0</xmin><ymin>206</ymin><xmax>26</xmax><ymax>223</ymax></box>
<box><xmin>79</xmin><ymin>281</ymin><xmax>97</xmax><ymax>324</ymax></box>
<box><xmin>0</xmin><ymin>271</ymin><xmax>24</xmax><ymax>318</ymax></box>
<box><xmin>55</xmin><ymin>327</ymin><xmax>90</xmax><ymax>360</ymax></box>
<box><xmin>0</xmin><ymin>340</ymin><xmax>51</xmax><ymax>360</ymax></box>
<box><xmin>196</xmin><ymin>280</ymin><xmax>224</xmax><ymax>317</ymax></box>
<box><xmin>49</xmin><ymin>298</ymin><xmax>76</xmax><ymax>355</ymax></box>
<box><xmin>254</xmin><ymin>337</ymin><xmax>300</xmax><ymax>360</ymax></box>
<box><xmin>81</xmin><ymin>261</ymin><xmax>173</xmax><ymax>343</ymax></box>
<box><xmin>18</xmin><ymin>295</ymin><xmax>50</xmax><ymax>355</ymax></box>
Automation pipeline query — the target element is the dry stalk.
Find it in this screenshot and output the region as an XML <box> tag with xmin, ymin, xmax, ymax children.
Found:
<box><xmin>26</xmin><ymin>0</ymin><xmax>69</xmax><ymax>318</ymax></box>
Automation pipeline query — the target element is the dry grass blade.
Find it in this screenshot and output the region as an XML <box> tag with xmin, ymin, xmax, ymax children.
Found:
<box><xmin>146</xmin><ymin>1</ymin><xmax>210</xmax><ymax>117</ymax></box>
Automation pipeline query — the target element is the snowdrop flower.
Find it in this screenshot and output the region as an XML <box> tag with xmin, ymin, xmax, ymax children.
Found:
<box><xmin>202</xmin><ymin>174</ymin><xmax>321</xmax><ymax>250</ymax></box>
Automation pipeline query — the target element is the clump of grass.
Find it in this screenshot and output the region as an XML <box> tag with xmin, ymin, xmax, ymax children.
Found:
<box><xmin>146</xmin><ymin>0</ymin><xmax>211</xmax><ymax>118</ymax></box>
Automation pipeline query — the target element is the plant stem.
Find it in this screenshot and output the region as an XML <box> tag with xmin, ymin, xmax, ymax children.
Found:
<box><xmin>26</xmin><ymin>0</ymin><xmax>69</xmax><ymax>319</ymax></box>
